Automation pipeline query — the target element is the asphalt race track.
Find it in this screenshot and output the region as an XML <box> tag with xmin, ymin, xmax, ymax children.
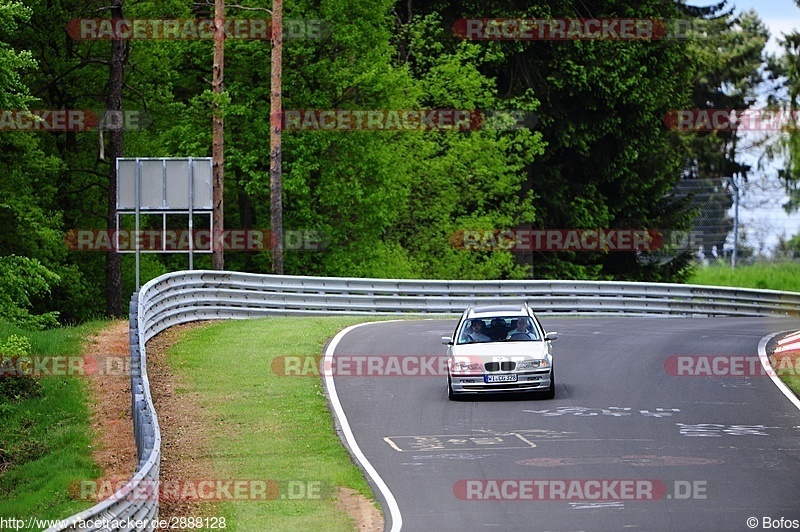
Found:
<box><xmin>327</xmin><ymin>317</ymin><xmax>800</xmax><ymax>532</ymax></box>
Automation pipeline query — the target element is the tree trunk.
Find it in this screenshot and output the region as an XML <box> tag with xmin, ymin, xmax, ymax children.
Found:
<box><xmin>212</xmin><ymin>0</ymin><xmax>225</xmax><ymax>270</ymax></box>
<box><xmin>270</xmin><ymin>0</ymin><xmax>284</xmax><ymax>273</ymax></box>
<box><xmin>105</xmin><ymin>0</ymin><xmax>125</xmax><ymax>317</ymax></box>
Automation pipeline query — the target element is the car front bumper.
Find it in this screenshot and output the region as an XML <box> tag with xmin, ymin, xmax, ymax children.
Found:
<box><xmin>449</xmin><ymin>369</ymin><xmax>551</xmax><ymax>394</ymax></box>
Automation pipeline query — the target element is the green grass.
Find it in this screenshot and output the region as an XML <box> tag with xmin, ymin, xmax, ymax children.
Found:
<box><xmin>0</xmin><ymin>321</ymin><xmax>108</xmax><ymax>358</ymax></box>
<box><xmin>165</xmin><ymin>317</ymin><xmax>389</xmax><ymax>532</ymax></box>
<box><xmin>0</xmin><ymin>319</ymin><xmax>109</xmax><ymax>529</ymax></box>
<box><xmin>688</xmin><ymin>263</ymin><xmax>800</xmax><ymax>292</ymax></box>
<box><xmin>780</xmin><ymin>369</ymin><xmax>800</xmax><ymax>398</ymax></box>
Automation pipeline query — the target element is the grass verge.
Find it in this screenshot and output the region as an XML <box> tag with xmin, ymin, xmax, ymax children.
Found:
<box><xmin>771</xmin><ymin>342</ymin><xmax>800</xmax><ymax>399</ymax></box>
<box><xmin>779</xmin><ymin>366</ymin><xmax>800</xmax><ymax>398</ymax></box>
<box><xmin>688</xmin><ymin>263</ymin><xmax>800</xmax><ymax>292</ymax></box>
<box><xmin>165</xmin><ymin>316</ymin><xmax>388</xmax><ymax>532</ymax></box>
<box><xmin>0</xmin><ymin>319</ymin><xmax>109</xmax><ymax>528</ymax></box>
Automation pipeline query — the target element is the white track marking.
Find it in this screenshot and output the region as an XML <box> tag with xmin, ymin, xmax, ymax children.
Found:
<box><xmin>324</xmin><ymin>322</ymin><xmax>403</xmax><ymax>532</ymax></box>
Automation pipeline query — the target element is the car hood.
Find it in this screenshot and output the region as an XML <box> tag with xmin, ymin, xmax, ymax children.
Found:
<box><xmin>451</xmin><ymin>341</ymin><xmax>549</xmax><ymax>360</ymax></box>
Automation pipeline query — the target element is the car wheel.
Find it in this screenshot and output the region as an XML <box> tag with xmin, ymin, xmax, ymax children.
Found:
<box><xmin>541</xmin><ymin>369</ymin><xmax>555</xmax><ymax>399</ymax></box>
<box><xmin>447</xmin><ymin>375</ymin><xmax>457</xmax><ymax>401</ymax></box>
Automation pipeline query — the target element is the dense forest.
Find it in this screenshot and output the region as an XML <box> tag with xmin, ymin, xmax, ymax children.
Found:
<box><xmin>1</xmin><ymin>0</ymin><xmax>798</xmax><ymax>325</ymax></box>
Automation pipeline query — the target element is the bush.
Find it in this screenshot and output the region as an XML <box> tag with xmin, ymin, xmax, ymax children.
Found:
<box><xmin>0</xmin><ymin>334</ymin><xmax>40</xmax><ymax>402</ymax></box>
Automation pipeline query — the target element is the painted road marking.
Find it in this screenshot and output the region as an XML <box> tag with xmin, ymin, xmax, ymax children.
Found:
<box><xmin>676</xmin><ymin>423</ymin><xmax>779</xmax><ymax>437</ymax></box>
<box><xmin>516</xmin><ymin>456</ymin><xmax>724</xmax><ymax>467</ymax></box>
<box><xmin>523</xmin><ymin>406</ymin><xmax>681</xmax><ymax>417</ymax></box>
<box><xmin>384</xmin><ymin>432</ymin><xmax>537</xmax><ymax>452</ymax></box>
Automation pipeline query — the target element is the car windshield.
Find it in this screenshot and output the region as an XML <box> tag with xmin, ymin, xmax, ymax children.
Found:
<box><xmin>457</xmin><ymin>316</ymin><xmax>541</xmax><ymax>344</ymax></box>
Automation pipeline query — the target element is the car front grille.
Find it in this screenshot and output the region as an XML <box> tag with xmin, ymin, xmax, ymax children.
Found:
<box><xmin>484</xmin><ymin>361</ymin><xmax>516</xmax><ymax>372</ymax></box>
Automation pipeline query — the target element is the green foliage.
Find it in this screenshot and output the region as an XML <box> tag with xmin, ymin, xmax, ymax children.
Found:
<box><xmin>0</xmin><ymin>334</ymin><xmax>31</xmax><ymax>357</ymax></box>
<box><xmin>0</xmin><ymin>333</ymin><xmax>38</xmax><ymax>403</ymax></box>
<box><xmin>776</xmin><ymin>232</ymin><xmax>800</xmax><ymax>260</ymax></box>
<box><xmin>408</xmin><ymin>0</ymin><xmax>700</xmax><ymax>281</ymax></box>
<box><xmin>2</xmin><ymin>0</ymin><xmax>785</xmax><ymax>320</ymax></box>
<box><xmin>0</xmin><ymin>256</ymin><xmax>60</xmax><ymax>330</ymax></box>
<box><xmin>0</xmin><ymin>0</ymin><xmax>103</xmax><ymax>324</ymax></box>
<box><xmin>0</xmin><ymin>0</ymin><xmax>35</xmax><ymax>109</ymax></box>
<box><xmin>765</xmin><ymin>31</ymin><xmax>800</xmax><ymax>213</ymax></box>
<box><xmin>216</xmin><ymin>0</ymin><xmax>545</xmax><ymax>279</ymax></box>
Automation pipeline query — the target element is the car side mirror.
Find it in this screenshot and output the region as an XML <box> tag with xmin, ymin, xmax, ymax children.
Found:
<box><xmin>441</xmin><ymin>336</ymin><xmax>453</xmax><ymax>345</ymax></box>
<box><xmin>545</xmin><ymin>332</ymin><xmax>558</xmax><ymax>341</ymax></box>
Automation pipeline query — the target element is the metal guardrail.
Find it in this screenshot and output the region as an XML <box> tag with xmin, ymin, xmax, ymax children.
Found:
<box><xmin>49</xmin><ymin>293</ymin><xmax>159</xmax><ymax>531</ymax></box>
<box><xmin>51</xmin><ymin>271</ymin><xmax>800</xmax><ymax>530</ymax></box>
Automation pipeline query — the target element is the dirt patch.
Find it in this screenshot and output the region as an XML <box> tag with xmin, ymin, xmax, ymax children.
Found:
<box><xmin>83</xmin><ymin>320</ymin><xmax>217</xmax><ymax>528</ymax></box>
<box><xmin>144</xmin><ymin>322</ymin><xmax>218</xmax><ymax>524</ymax></box>
<box><xmin>84</xmin><ymin>320</ymin><xmax>137</xmax><ymax>486</ymax></box>
<box><xmin>336</xmin><ymin>487</ymin><xmax>384</xmax><ymax>531</ymax></box>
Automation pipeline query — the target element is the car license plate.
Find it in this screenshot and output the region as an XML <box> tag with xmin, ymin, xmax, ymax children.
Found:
<box><xmin>485</xmin><ymin>374</ymin><xmax>517</xmax><ymax>383</ymax></box>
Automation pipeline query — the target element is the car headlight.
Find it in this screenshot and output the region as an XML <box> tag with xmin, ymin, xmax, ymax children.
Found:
<box><xmin>517</xmin><ymin>359</ymin><xmax>549</xmax><ymax>369</ymax></box>
<box><xmin>451</xmin><ymin>361</ymin><xmax>482</xmax><ymax>372</ymax></box>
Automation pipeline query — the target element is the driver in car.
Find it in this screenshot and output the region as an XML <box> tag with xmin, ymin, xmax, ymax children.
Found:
<box><xmin>506</xmin><ymin>317</ymin><xmax>536</xmax><ymax>340</ymax></box>
<box><xmin>463</xmin><ymin>320</ymin><xmax>491</xmax><ymax>343</ymax></box>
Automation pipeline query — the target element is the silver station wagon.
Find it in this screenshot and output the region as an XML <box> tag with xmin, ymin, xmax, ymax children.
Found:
<box><xmin>442</xmin><ymin>304</ymin><xmax>558</xmax><ymax>400</ymax></box>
